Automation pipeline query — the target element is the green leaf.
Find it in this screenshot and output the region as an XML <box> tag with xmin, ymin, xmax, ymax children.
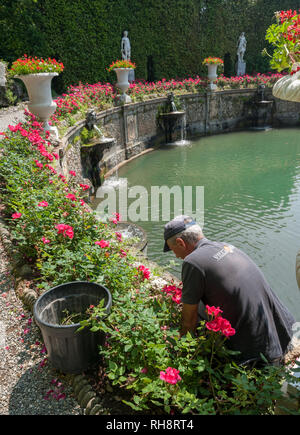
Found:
<box><xmin>109</xmin><ymin>361</ymin><xmax>118</xmax><ymax>371</ymax></box>
<box><xmin>259</xmin><ymin>353</ymin><xmax>268</xmax><ymax>364</ymax></box>
<box><xmin>122</xmin><ymin>400</ymin><xmax>142</xmax><ymax>411</ymax></box>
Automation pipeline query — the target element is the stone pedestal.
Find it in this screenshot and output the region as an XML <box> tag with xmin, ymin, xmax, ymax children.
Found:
<box><xmin>128</xmin><ymin>69</ymin><xmax>135</xmax><ymax>83</ymax></box>
<box><xmin>116</xmin><ymin>93</ymin><xmax>132</xmax><ymax>105</ymax></box>
<box><xmin>114</xmin><ymin>68</ymin><xmax>132</xmax><ymax>105</ymax></box>
<box><xmin>0</xmin><ymin>62</ymin><xmax>6</xmax><ymax>87</ymax></box>
<box><xmin>236</xmin><ymin>61</ymin><xmax>246</xmax><ymax>76</ymax></box>
<box><xmin>0</xmin><ymin>62</ymin><xmax>7</xmax><ymax>107</ymax></box>
<box><xmin>206</xmin><ymin>64</ymin><xmax>218</xmax><ymax>90</ymax></box>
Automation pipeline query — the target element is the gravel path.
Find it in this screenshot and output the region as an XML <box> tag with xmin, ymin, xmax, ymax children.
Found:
<box><xmin>0</xmin><ymin>104</ymin><xmax>83</xmax><ymax>415</ymax></box>
<box><xmin>0</xmin><ymin>104</ymin><xmax>26</xmax><ymax>132</ymax></box>
<box><xmin>0</xmin><ymin>237</ymin><xmax>82</xmax><ymax>415</ymax></box>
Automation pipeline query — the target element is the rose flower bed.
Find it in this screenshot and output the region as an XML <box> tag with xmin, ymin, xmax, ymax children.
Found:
<box><xmin>0</xmin><ymin>110</ymin><xmax>294</xmax><ymax>414</ymax></box>
<box><xmin>49</xmin><ymin>72</ymin><xmax>284</xmax><ymax>135</ymax></box>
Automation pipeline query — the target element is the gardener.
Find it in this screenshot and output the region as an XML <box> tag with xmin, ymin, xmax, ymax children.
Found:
<box><xmin>163</xmin><ymin>215</ymin><xmax>296</xmax><ymax>367</ymax></box>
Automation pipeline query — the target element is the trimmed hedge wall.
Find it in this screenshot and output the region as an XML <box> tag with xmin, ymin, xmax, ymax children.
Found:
<box><xmin>1</xmin><ymin>0</ymin><xmax>300</xmax><ymax>92</ymax></box>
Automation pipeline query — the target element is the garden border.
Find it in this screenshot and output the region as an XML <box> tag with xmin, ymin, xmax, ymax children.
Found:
<box><xmin>0</xmin><ymin>198</ymin><xmax>179</xmax><ymax>415</ymax></box>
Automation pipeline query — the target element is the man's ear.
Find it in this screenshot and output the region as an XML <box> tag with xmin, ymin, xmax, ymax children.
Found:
<box><xmin>175</xmin><ymin>237</ymin><xmax>186</xmax><ymax>248</ymax></box>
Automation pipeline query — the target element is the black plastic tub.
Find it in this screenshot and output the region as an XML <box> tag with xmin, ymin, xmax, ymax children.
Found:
<box><xmin>33</xmin><ymin>281</ymin><xmax>112</xmax><ymax>374</ymax></box>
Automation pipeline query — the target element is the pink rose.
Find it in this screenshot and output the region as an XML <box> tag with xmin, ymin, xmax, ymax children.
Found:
<box><xmin>206</xmin><ymin>305</ymin><xmax>223</xmax><ymax>317</ymax></box>
<box><xmin>38</xmin><ymin>201</ymin><xmax>49</xmax><ymax>207</ymax></box>
<box><xmin>115</xmin><ymin>232</ymin><xmax>122</xmax><ymax>242</ymax></box>
<box><xmin>34</xmin><ymin>160</ymin><xmax>43</xmax><ymax>169</ymax></box>
<box><xmin>95</xmin><ymin>240</ymin><xmax>110</xmax><ymax>248</ymax></box>
<box><xmin>110</xmin><ymin>212</ymin><xmax>121</xmax><ymax>224</ymax></box>
<box><xmin>64</xmin><ymin>227</ymin><xmax>74</xmax><ymax>239</ymax></box>
<box><xmin>55</xmin><ymin>224</ymin><xmax>74</xmax><ymax>239</ymax></box>
<box><xmin>162</xmin><ymin>285</ymin><xmax>182</xmax><ymax>304</ymax></box>
<box><xmin>205</xmin><ymin>318</ymin><xmax>222</xmax><ymax>333</ymax></box>
<box><xmin>65</xmin><ymin>193</ymin><xmax>77</xmax><ymax>201</ymax></box>
<box><xmin>12</xmin><ymin>212</ymin><xmax>22</xmax><ymax>219</ymax></box>
<box><xmin>79</xmin><ymin>184</ymin><xmax>90</xmax><ymax>191</ymax></box>
<box><xmin>222</xmin><ymin>327</ymin><xmax>236</xmax><ymax>337</ymax></box>
<box><xmin>171</xmin><ymin>290</ymin><xmax>182</xmax><ymax>304</ymax></box>
<box><xmin>205</xmin><ymin>314</ymin><xmax>236</xmax><ymax>337</ymax></box>
<box><xmin>160</xmin><ymin>367</ymin><xmax>181</xmax><ymax>385</ymax></box>
<box><xmin>138</xmin><ymin>265</ymin><xmax>150</xmax><ymax>280</ymax></box>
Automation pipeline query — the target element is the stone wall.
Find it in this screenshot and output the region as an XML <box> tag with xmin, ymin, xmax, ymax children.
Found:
<box><xmin>59</xmin><ymin>88</ymin><xmax>300</xmax><ymax>188</ymax></box>
<box><xmin>0</xmin><ymin>62</ymin><xmax>28</xmax><ymax>107</ymax></box>
<box><xmin>0</xmin><ymin>62</ymin><xmax>7</xmax><ymax>107</ymax></box>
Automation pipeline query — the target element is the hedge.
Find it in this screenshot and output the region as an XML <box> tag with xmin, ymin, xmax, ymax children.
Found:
<box><xmin>1</xmin><ymin>0</ymin><xmax>300</xmax><ymax>92</ymax></box>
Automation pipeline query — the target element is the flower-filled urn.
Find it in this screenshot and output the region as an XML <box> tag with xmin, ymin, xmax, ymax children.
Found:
<box><xmin>107</xmin><ymin>59</ymin><xmax>136</xmax><ymax>104</ymax></box>
<box><xmin>9</xmin><ymin>55</ymin><xmax>64</xmax><ymax>138</ymax></box>
<box><xmin>202</xmin><ymin>57</ymin><xmax>224</xmax><ymax>90</ymax></box>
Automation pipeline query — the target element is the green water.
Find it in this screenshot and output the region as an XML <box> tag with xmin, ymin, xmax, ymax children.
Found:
<box><xmin>95</xmin><ymin>129</ymin><xmax>300</xmax><ymax>320</ymax></box>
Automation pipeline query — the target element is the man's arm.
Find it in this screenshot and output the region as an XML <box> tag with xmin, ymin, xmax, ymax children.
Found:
<box><xmin>180</xmin><ymin>303</ymin><xmax>199</xmax><ymax>337</ymax></box>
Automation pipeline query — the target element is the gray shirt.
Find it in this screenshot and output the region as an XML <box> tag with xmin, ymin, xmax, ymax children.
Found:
<box><xmin>181</xmin><ymin>238</ymin><xmax>295</xmax><ymax>363</ymax></box>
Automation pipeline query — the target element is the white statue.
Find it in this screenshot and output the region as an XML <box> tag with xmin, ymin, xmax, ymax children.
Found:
<box><xmin>121</xmin><ymin>30</ymin><xmax>131</xmax><ymax>60</ymax></box>
<box><xmin>237</xmin><ymin>32</ymin><xmax>247</xmax><ymax>63</ymax></box>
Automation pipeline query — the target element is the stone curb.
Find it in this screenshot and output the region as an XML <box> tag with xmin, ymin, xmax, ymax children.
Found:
<box><xmin>0</xmin><ymin>215</ymin><xmax>102</xmax><ymax>415</ymax></box>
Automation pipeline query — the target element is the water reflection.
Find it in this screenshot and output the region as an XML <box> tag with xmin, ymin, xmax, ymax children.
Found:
<box><xmin>92</xmin><ymin>129</ymin><xmax>300</xmax><ymax>320</ymax></box>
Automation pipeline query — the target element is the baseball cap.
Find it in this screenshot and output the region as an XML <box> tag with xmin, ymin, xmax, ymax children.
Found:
<box><xmin>163</xmin><ymin>216</ymin><xmax>197</xmax><ymax>252</ymax></box>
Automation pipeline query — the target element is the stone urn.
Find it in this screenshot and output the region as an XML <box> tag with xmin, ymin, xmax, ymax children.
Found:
<box><xmin>16</xmin><ymin>72</ymin><xmax>59</xmax><ymax>138</ymax></box>
<box><xmin>206</xmin><ymin>64</ymin><xmax>218</xmax><ymax>90</ymax></box>
<box><xmin>272</xmin><ymin>65</ymin><xmax>300</xmax><ymax>103</ymax></box>
<box><xmin>113</xmin><ymin>68</ymin><xmax>132</xmax><ymax>104</ymax></box>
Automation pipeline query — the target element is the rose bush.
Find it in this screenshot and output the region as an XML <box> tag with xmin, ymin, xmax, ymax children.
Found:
<box><xmin>48</xmin><ymin>73</ymin><xmax>284</xmax><ymax>133</ymax></box>
<box><xmin>0</xmin><ymin>112</ymin><xmax>139</xmax><ymax>291</ymax></box>
<box><xmin>82</xmin><ymin>290</ymin><xmax>289</xmax><ymax>414</ymax></box>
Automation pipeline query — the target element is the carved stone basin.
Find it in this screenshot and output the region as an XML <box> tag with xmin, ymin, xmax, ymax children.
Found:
<box><xmin>114</xmin><ymin>221</ymin><xmax>148</xmax><ymax>255</ymax></box>
<box><xmin>160</xmin><ymin>111</ymin><xmax>186</xmax><ymax>143</ymax></box>
<box><xmin>273</xmin><ymin>69</ymin><xmax>300</xmax><ymax>103</ymax></box>
<box><xmin>80</xmin><ymin>137</ymin><xmax>115</xmax><ymax>190</ymax></box>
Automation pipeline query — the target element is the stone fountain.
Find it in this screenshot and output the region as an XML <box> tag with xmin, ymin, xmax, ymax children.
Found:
<box><xmin>114</xmin><ymin>221</ymin><xmax>148</xmax><ymax>256</ymax></box>
<box><xmin>250</xmin><ymin>84</ymin><xmax>273</xmax><ymax>131</ymax></box>
<box><xmin>80</xmin><ymin>109</ymin><xmax>115</xmax><ymax>191</ymax></box>
<box><xmin>159</xmin><ymin>93</ymin><xmax>188</xmax><ymax>144</ymax></box>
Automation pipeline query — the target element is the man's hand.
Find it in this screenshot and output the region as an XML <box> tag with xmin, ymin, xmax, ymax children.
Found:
<box><xmin>180</xmin><ymin>303</ymin><xmax>199</xmax><ymax>337</ymax></box>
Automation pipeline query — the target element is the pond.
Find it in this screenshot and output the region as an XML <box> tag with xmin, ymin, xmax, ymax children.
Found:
<box><xmin>92</xmin><ymin>128</ymin><xmax>300</xmax><ymax>321</ymax></box>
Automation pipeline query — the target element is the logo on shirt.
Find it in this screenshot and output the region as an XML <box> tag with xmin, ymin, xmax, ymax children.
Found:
<box><xmin>212</xmin><ymin>244</ymin><xmax>235</xmax><ymax>261</ymax></box>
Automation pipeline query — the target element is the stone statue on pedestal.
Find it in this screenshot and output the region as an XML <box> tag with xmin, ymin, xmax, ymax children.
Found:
<box><xmin>236</xmin><ymin>32</ymin><xmax>247</xmax><ymax>76</ymax></box>
<box><xmin>121</xmin><ymin>30</ymin><xmax>131</xmax><ymax>60</ymax></box>
<box><xmin>121</xmin><ymin>30</ymin><xmax>134</xmax><ymax>82</ymax></box>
